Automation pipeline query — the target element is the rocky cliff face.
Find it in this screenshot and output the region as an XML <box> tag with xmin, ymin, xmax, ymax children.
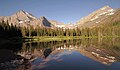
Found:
<box><xmin>39</xmin><ymin>16</ymin><xmax>52</xmax><ymax>27</ymax></box>
<box><xmin>76</xmin><ymin>6</ymin><xmax>117</xmax><ymax>28</ymax></box>
<box><xmin>0</xmin><ymin>10</ymin><xmax>52</xmax><ymax>28</ymax></box>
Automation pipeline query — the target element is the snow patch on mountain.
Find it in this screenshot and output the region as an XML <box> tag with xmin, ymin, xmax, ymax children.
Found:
<box><xmin>101</xmin><ymin>7</ymin><xmax>107</xmax><ymax>10</ymax></box>
<box><xmin>99</xmin><ymin>12</ymin><xmax>108</xmax><ymax>16</ymax></box>
<box><xmin>108</xmin><ymin>9</ymin><xmax>114</xmax><ymax>12</ymax></box>
<box><xmin>25</xmin><ymin>12</ymin><xmax>36</xmax><ymax>19</ymax></box>
<box><xmin>91</xmin><ymin>16</ymin><xmax>99</xmax><ymax>21</ymax></box>
<box><xmin>100</xmin><ymin>6</ymin><xmax>110</xmax><ymax>10</ymax></box>
<box><xmin>19</xmin><ymin>21</ymin><xmax>24</xmax><ymax>23</ymax></box>
<box><xmin>25</xmin><ymin>20</ymin><xmax>30</xmax><ymax>22</ymax></box>
<box><xmin>96</xmin><ymin>21</ymin><xmax>100</xmax><ymax>23</ymax></box>
<box><xmin>106</xmin><ymin>12</ymin><xmax>114</xmax><ymax>15</ymax></box>
<box><xmin>56</xmin><ymin>25</ymin><xmax>65</xmax><ymax>28</ymax></box>
<box><xmin>90</xmin><ymin>7</ymin><xmax>114</xmax><ymax>21</ymax></box>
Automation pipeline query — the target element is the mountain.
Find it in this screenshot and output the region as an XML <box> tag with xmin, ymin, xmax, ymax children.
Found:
<box><xmin>76</xmin><ymin>6</ymin><xmax>117</xmax><ymax>28</ymax></box>
<box><xmin>0</xmin><ymin>6</ymin><xmax>120</xmax><ymax>29</ymax></box>
<box><xmin>50</xmin><ymin>5</ymin><xmax>119</xmax><ymax>29</ymax></box>
<box><xmin>49</xmin><ymin>20</ymin><xmax>64</xmax><ymax>25</ymax></box>
<box><xmin>39</xmin><ymin>16</ymin><xmax>52</xmax><ymax>27</ymax></box>
<box><xmin>49</xmin><ymin>20</ymin><xmax>65</xmax><ymax>28</ymax></box>
<box><xmin>49</xmin><ymin>20</ymin><xmax>77</xmax><ymax>29</ymax></box>
<box><xmin>0</xmin><ymin>10</ymin><xmax>52</xmax><ymax>28</ymax></box>
<box><xmin>101</xmin><ymin>9</ymin><xmax>120</xmax><ymax>24</ymax></box>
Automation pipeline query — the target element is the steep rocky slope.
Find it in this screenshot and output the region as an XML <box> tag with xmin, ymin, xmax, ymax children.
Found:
<box><xmin>0</xmin><ymin>10</ymin><xmax>52</xmax><ymax>28</ymax></box>
<box><xmin>76</xmin><ymin>6</ymin><xmax>119</xmax><ymax>28</ymax></box>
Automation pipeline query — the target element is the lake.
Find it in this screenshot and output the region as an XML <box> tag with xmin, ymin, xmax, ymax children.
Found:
<box><xmin>0</xmin><ymin>38</ymin><xmax>120</xmax><ymax>70</ymax></box>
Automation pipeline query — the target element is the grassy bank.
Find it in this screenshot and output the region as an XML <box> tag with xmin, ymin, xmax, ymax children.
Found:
<box><xmin>23</xmin><ymin>36</ymin><xmax>120</xmax><ymax>42</ymax></box>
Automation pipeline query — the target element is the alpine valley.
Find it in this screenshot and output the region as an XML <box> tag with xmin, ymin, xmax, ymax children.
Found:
<box><xmin>1</xmin><ymin>5</ymin><xmax>120</xmax><ymax>70</ymax></box>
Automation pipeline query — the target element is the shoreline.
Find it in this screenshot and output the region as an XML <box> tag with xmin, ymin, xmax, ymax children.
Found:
<box><xmin>23</xmin><ymin>36</ymin><xmax>120</xmax><ymax>42</ymax></box>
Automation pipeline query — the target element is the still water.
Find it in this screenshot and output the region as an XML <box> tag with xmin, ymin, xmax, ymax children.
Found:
<box><xmin>1</xmin><ymin>38</ymin><xmax>120</xmax><ymax>70</ymax></box>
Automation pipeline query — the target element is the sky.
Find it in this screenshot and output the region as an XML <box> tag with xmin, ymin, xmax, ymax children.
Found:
<box><xmin>0</xmin><ymin>0</ymin><xmax>120</xmax><ymax>24</ymax></box>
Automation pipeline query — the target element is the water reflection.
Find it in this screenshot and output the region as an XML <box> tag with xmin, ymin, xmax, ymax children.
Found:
<box><xmin>0</xmin><ymin>42</ymin><xmax>31</xmax><ymax>70</ymax></box>
<box><xmin>0</xmin><ymin>38</ymin><xmax>120</xmax><ymax>70</ymax></box>
<box><xmin>16</xmin><ymin>38</ymin><xmax>120</xmax><ymax>70</ymax></box>
<box><xmin>43</xmin><ymin>48</ymin><xmax>52</xmax><ymax>58</ymax></box>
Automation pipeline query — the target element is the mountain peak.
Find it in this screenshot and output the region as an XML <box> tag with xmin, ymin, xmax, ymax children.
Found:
<box><xmin>40</xmin><ymin>16</ymin><xmax>47</xmax><ymax>20</ymax></box>
<box><xmin>100</xmin><ymin>5</ymin><xmax>112</xmax><ymax>10</ymax></box>
<box><xmin>15</xmin><ymin>10</ymin><xmax>36</xmax><ymax>20</ymax></box>
<box><xmin>39</xmin><ymin>16</ymin><xmax>52</xmax><ymax>27</ymax></box>
<box><xmin>40</xmin><ymin>16</ymin><xmax>46</xmax><ymax>19</ymax></box>
<box><xmin>19</xmin><ymin>10</ymin><xmax>25</xmax><ymax>12</ymax></box>
<box><xmin>17</xmin><ymin>10</ymin><xmax>26</xmax><ymax>14</ymax></box>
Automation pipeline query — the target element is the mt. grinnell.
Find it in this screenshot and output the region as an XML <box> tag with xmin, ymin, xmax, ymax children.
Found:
<box><xmin>0</xmin><ymin>6</ymin><xmax>120</xmax><ymax>29</ymax></box>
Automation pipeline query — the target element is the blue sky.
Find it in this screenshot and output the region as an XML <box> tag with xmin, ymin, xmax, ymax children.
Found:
<box><xmin>0</xmin><ymin>0</ymin><xmax>120</xmax><ymax>24</ymax></box>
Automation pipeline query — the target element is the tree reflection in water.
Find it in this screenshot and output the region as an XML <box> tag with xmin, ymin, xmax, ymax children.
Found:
<box><xmin>16</xmin><ymin>38</ymin><xmax>120</xmax><ymax>70</ymax></box>
<box><xmin>43</xmin><ymin>48</ymin><xmax>52</xmax><ymax>58</ymax></box>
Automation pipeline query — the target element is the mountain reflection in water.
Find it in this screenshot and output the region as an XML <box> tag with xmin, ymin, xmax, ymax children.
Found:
<box><xmin>1</xmin><ymin>38</ymin><xmax>120</xmax><ymax>70</ymax></box>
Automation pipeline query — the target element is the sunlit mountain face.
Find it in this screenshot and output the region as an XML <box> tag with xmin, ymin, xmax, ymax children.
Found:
<box><xmin>14</xmin><ymin>38</ymin><xmax>120</xmax><ymax>70</ymax></box>
<box><xmin>76</xmin><ymin>6</ymin><xmax>119</xmax><ymax>28</ymax></box>
<box><xmin>1</xmin><ymin>6</ymin><xmax>120</xmax><ymax>29</ymax></box>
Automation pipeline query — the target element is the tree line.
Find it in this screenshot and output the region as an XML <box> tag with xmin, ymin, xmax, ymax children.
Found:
<box><xmin>0</xmin><ymin>21</ymin><xmax>120</xmax><ymax>38</ymax></box>
<box><xmin>20</xmin><ymin>22</ymin><xmax>120</xmax><ymax>37</ymax></box>
<box><xmin>0</xmin><ymin>21</ymin><xmax>22</xmax><ymax>38</ymax></box>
